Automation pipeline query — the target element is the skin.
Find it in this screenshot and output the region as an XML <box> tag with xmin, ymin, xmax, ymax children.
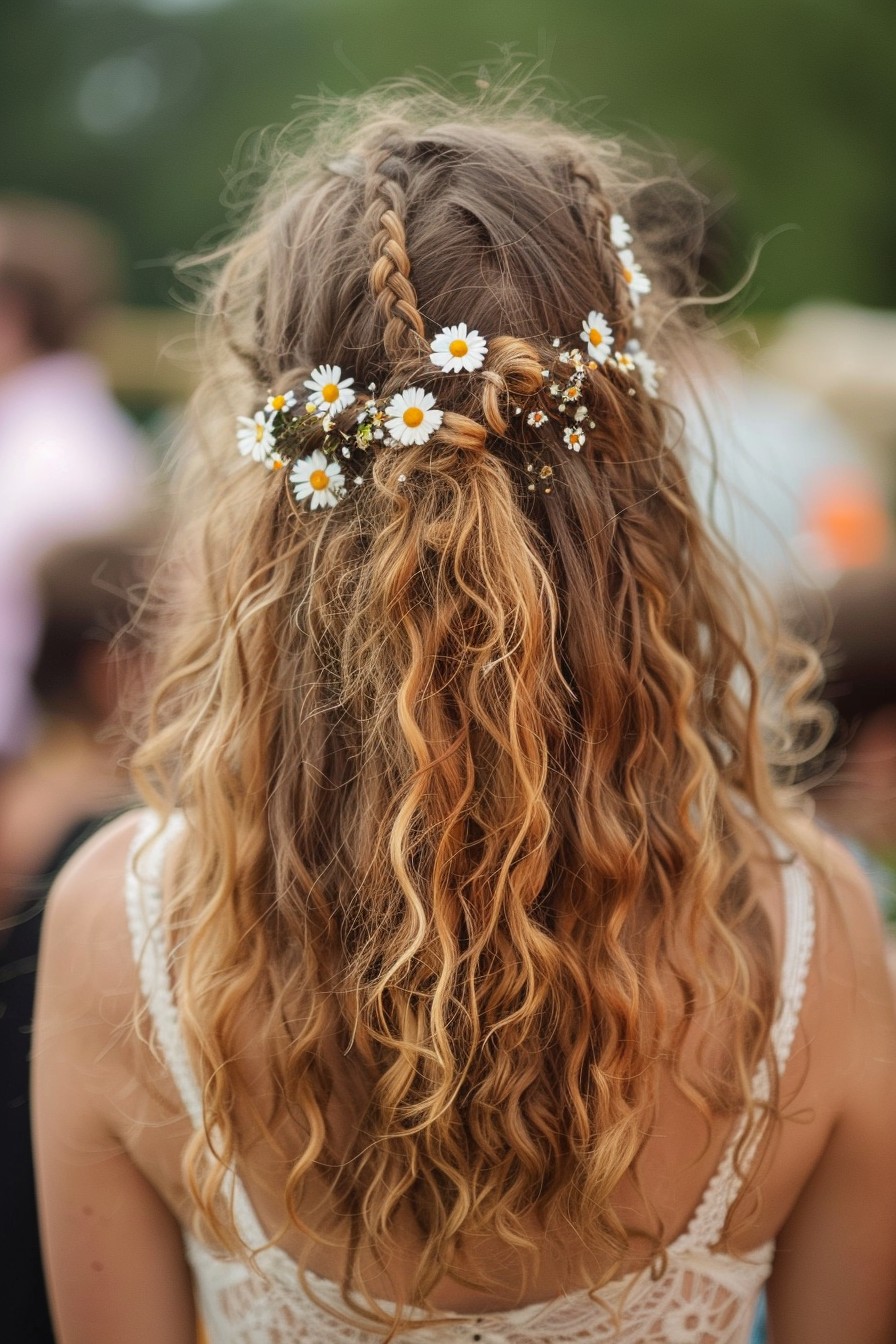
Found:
<box><xmin>32</xmin><ymin>810</ymin><xmax>896</xmax><ymax>1343</ymax></box>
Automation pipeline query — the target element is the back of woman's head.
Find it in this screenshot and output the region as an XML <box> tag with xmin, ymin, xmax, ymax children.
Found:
<box><xmin>135</xmin><ymin>82</ymin><xmax>824</xmax><ymax>1319</ymax></box>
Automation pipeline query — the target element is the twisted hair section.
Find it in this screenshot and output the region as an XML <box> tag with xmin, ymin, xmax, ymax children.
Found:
<box><xmin>364</xmin><ymin>143</ymin><xmax>427</xmax><ymax>362</ymax></box>
<box><xmin>133</xmin><ymin>82</ymin><xmax>829</xmax><ymax>1330</ymax></box>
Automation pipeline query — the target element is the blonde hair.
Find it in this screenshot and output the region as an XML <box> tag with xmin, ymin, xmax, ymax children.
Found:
<box><xmin>134</xmin><ymin>82</ymin><xmax>825</xmax><ymax>1330</ymax></box>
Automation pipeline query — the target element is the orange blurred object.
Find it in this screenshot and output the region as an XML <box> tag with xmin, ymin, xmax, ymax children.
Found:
<box><xmin>803</xmin><ymin>468</ymin><xmax>891</xmax><ymax>570</ymax></box>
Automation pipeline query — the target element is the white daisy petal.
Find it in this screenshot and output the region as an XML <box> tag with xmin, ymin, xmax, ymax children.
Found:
<box><xmin>289</xmin><ymin>448</ymin><xmax>345</xmax><ymax>508</ymax></box>
<box><xmin>264</xmin><ymin>389</ymin><xmax>297</xmax><ymax>416</ymax></box>
<box><xmin>429</xmin><ymin>322</ymin><xmax>489</xmax><ymax>373</ymax></box>
<box><xmin>384</xmin><ymin>386</ymin><xmax>444</xmax><ymax>446</ymax></box>
<box><xmin>579</xmin><ymin>310</ymin><xmax>615</xmax><ymax>365</ymax></box>
<box><xmin>618</xmin><ymin>249</ymin><xmax>652</xmax><ymax>300</ymax></box>
<box><xmin>236</xmin><ymin>411</ymin><xmax>277</xmax><ymax>463</ymax></box>
<box><xmin>563</xmin><ymin>426</ymin><xmax>587</xmax><ymax>452</ymax></box>
<box><xmin>303</xmin><ymin>363</ymin><xmax>356</xmax><ymax>415</ymax></box>
<box><xmin>633</xmin><ymin>351</ymin><xmax>660</xmax><ymax>398</ymax></box>
<box><xmin>610</xmin><ymin>214</ymin><xmax>633</xmax><ymax>249</ymax></box>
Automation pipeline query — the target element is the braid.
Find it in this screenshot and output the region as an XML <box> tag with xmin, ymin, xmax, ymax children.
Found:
<box><xmin>364</xmin><ymin>145</ymin><xmax>426</xmax><ymax>361</ymax></box>
<box><xmin>568</xmin><ymin>160</ymin><xmax>634</xmax><ymax>335</ymax></box>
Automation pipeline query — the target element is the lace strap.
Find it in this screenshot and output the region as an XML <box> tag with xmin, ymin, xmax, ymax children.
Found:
<box><xmin>124</xmin><ymin>810</ymin><xmax>272</xmax><ymax>1254</ymax></box>
<box><xmin>673</xmin><ymin>842</ymin><xmax>816</xmax><ymax>1253</ymax></box>
<box><xmin>767</xmin><ymin>847</ymin><xmax>815</xmax><ymax>1076</ymax></box>
<box><xmin>124</xmin><ymin>809</ymin><xmax>203</xmax><ymax>1129</ymax></box>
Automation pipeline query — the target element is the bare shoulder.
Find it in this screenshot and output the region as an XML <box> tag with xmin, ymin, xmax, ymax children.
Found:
<box><xmin>45</xmin><ymin>807</ymin><xmax>147</xmax><ymax>919</ymax></box>
<box><xmin>36</xmin><ymin>808</ymin><xmax>154</xmax><ymax>1090</ymax></box>
<box><xmin>788</xmin><ymin>815</ymin><xmax>889</xmax><ymax>983</ymax></box>
<box><xmin>33</xmin><ymin>808</ymin><xmax>198</xmax><ymax>1344</ymax></box>
<box><xmin>783</xmin><ymin>814</ymin><xmax>896</xmax><ymax>1113</ymax></box>
<box><xmin>766</xmin><ymin>822</ymin><xmax>896</xmax><ymax>1339</ymax></box>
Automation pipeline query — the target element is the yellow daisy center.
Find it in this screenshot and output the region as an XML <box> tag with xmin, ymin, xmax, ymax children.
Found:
<box><xmin>622</xmin><ymin>267</ymin><xmax>633</xmax><ymax>284</ymax></box>
<box><xmin>589</xmin><ymin>327</ymin><xmax>603</xmax><ymax>346</ymax></box>
<box><xmin>272</xmin><ymin>459</ymin><xmax>284</xmax><ymax>470</ymax></box>
<box><xmin>321</xmin><ymin>382</ymin><xmax>340</xmax><ymax>403</ymax></box>
<box><xmin>309</xmin><ymin>468</ymin><xmax>330</xmax><ymax>491</ymax></box>
<box><xmin>255</xmin><ymin>422</ymin><xmax>265</xmax><ymax>441</ymax></box>
<box><xmin>565</xmin><ymin>385</ymin><xmax>580</xmax><ymax>398</ymax></box>
<box><xmin>449</xmin><ymin>338</ymin><xmax>469</xmax><ymax>358</ymax></box>
<box><xmin>270</xmin><ymin>394</ymin><xmax>286</xmax><ymax>411</ymax></box>
<box><xmin>403</xmin><ymin>406</ymin><xmax>425</xmax><ymax>428</ymax></box>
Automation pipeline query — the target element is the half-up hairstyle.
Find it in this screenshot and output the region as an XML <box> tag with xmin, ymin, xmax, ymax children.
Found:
<box><xmin>133</xmin><ymin>81</ymin><xmax>827</xmax><ymax>1331</ymax></box>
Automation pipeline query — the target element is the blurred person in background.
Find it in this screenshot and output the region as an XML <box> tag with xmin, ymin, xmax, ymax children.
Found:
<box><xmin>0</xmin><ymin>196</ymin><xmax>148</xmax><ymax>790</ymax></box>
<box><xmin>680</xmin><ymin>212</ymin><xmax>892</xmax><ymax>592</ymax></box>
<box><xmin>0</xmin><ymin>195</ymin><xmax>149</xmax><ymax>1341</ymax></box>
<box><xmin>0</xmin><ymin>529</ymin><xmax>148</xmax><ymax>1344</ymax></box>
<box><xmin>687</xmin><ymin>363</ymin><xmax>891</xmax><ymax>587</ymax></box>
<box><xmin>787</xmin><ymin>566</ymin><xmax>896</xmax><ymax>930</ymax></box>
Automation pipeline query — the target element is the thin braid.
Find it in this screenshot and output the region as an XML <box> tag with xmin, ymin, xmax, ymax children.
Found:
<box><xmin>364</xmin><ymin>146</ymin><xmax>426</xmax><ymax>361</ymax></box>
<box><xmin>569</xmin><ymin>161</ymin><xmax>633</xmax><ymax>335</ymax></box>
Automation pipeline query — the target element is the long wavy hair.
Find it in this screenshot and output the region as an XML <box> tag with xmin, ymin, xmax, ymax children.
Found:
<box><xmin>133</xmin><ymin>82</ymin><xmax>826</xmax><ymax>1330</ymax></box>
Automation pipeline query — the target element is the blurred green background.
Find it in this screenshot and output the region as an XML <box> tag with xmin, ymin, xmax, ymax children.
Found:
<box><xmin>2</xmin><ymin>0</ymin><xmax>894</xmax><ymax>315</ymax></box>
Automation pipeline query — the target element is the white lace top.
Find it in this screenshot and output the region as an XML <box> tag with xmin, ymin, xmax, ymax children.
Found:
<box><xmin>125</xmin><ymin>812</ymin><xmax>815</xmax><ymax>1344</ymax></box>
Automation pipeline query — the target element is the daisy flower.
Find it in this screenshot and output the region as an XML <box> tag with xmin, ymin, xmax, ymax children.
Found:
<box><xmin>265</xmin><ymin>452</ymin><xmax>286</xmax><ymax>472</ymax></box>
<box><xmin>618</xmin><ymin>249</ymin><xmax>652</xmax><ymax>301</ymax></box>
<box><xmin>289</xmin><ymin>450</ymin><xmax>345</xmax><ymax>509</ymax></box>
<box><xmin>614</xmin><ymin>352</ymin><xmax>637</xmax><ymax>374</ymax></box>
<box><xmin>580</xmin><ymin>310</ymin><xmax>614</xmax><ymax>365</ymax></box>
<box><xmin>264</xmin><ymin>389</ymin><xmax>297</xmax><ymax>416</ymax></box>
<box><xmin>304</xmin><ymin>364</ymin><xmax>356</xmax><ymax>416</ymax></box>
<box><xmin>634</xmin><ymin>351</ymin><xmax>660</xmax><ymax>398</ymax></box>
<box><xmin>384</xmin><ymin>387</ymin><xmax>443</xmax><ymax>446</ymax></box>
<box><xmin>527</xmin><ymin>409</ymin><xmax>548</xmax><ymax>428</ymax></box>
<box><xmin>610</xmin><ymin>214</ymin><xmax>633</xmax><ymax>249</ymax></box>
<box><xmin>563</xmin><ymin>426</ymin><xmax>587</xmax><ymax>453</ymax></box>
<box><xmin>429</xmin><ymin>323</ymin><xmax>488</xmax><ymax>373</ymax></box>
<box><xmin>236</xmin><ymin>411</ymin><xmax>277</xmax><ymax>464</ymax></box>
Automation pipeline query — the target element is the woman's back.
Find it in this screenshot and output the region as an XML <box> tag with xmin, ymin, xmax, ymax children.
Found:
<box><xmin>31</xmin><ymin>85</ymin><xmax>896</xmax><ymax>1342</ymax></box>
<box><xmin>34</xmin><ymin>804</ymin><xmax>896</xmax><ymax>1341</ymax></box>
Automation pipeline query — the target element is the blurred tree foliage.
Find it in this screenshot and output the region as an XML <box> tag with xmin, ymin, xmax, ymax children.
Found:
<box><xmin>1</xmin><ymin>0</ymin><xmax>893</xmax><ymax>311</ymax></box>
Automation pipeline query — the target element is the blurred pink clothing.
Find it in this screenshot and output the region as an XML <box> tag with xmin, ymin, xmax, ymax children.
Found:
<box><xmin>0</xmin><ymin>351</ymin><xmax>147</xmax><ymax>757</ymax></box>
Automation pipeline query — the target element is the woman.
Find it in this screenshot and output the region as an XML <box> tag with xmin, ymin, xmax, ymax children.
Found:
<box><xmin>32</xmin><ymin>88</ymin><xmax>896</xmax><ymax>1342</ymax></box>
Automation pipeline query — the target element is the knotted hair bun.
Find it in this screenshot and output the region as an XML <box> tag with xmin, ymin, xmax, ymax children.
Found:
<box><xmin>478</xmin><ymin>336</ymin><xmax>545</xmax><ymax>436</ymax></box>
